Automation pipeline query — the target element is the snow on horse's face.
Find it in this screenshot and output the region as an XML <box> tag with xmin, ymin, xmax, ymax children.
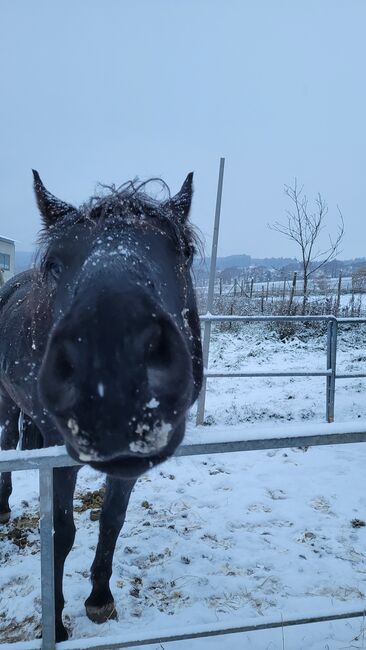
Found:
<box><xmin>34</xmin><ymin>171</ymin><xmax>203</xmax><ymax>478</ymax></box>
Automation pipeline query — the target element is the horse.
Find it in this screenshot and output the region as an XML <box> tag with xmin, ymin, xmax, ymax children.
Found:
<box><xmin>0</xmin><ymin>170</ymin><xmax>203</xmax><ymax>641</ymax></box>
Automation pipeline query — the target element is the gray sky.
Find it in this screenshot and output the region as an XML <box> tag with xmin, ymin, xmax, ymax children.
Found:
<box><xmin>1</xmin><ymin>0</ymin><xmax>365</xmax><ymax>259</ymax></box>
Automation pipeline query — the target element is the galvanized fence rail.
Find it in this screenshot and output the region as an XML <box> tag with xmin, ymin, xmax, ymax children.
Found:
<box><xmin>196</xmin><ymin>314</ymin><xmax>366</xmax><ymax>424</ymax></box>
<box><xmin>1</xmin><ymin>314</ymin><xmax>366</xmax><ymax>649</ymax></box>
<box><xmin>2</xmin><ymin>422</ymin><xmax>366</xmax><ymax>649</ymax></box>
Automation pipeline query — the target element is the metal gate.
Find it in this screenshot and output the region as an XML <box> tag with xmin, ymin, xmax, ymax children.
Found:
<box><xmin>196</xmin><ymin>314</ymin><xmax>366</xmax><ymax>424</ymax></box>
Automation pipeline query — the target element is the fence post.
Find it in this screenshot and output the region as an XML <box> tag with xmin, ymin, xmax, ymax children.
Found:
<box><xmin>326</xmin><ymin>318</ymin><xmax>338</xmax><ymax>423</ymax></box>
<box><xmin>288</xmin><ymin>271</ymin><xmax>297</xmax><ymax>313</ymax></box>
<box><xmin>196</xmin><ymin>158</ymin><xmax>225</xmax><ymax>425</ymax></box>
<box><xmin>228</xmin><ymin>304</ymin><xmax>233</xmax><ymax>329</ymax></box>
<box><xmin>39</xmin><ymin>468</ymin><xmax>55</xmax><ymax>650</ymax></box>
<box><xmin>336</xmin><ymin>271</ymin><xmax>342</xmax><ymax>315</ymax></box>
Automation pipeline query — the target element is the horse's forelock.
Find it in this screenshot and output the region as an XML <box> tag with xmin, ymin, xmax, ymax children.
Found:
<box><xmin>35</xmin><ymin>178</ymin><xmax>201</xmax><ymax>267</ymax></box>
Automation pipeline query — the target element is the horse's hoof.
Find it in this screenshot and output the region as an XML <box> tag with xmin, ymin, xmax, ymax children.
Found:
<box><xmin>85</xmin><ymin>601</ymin><xmax>118</xmax><ymax>624</ymax></box>
<box><xmin>0</xmin><ymin>511</ymin><xmax>10</xmax><ymax>524</ymax></box>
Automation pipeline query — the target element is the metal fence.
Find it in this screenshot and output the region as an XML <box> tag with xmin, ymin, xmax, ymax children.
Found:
<box><xmin>196</xmin><ymin>314</ymin><xmax>366</xmax><ymax>425</ymax></box>
<box><xmin>3</xmin><ymin>423</ymin><xmax>366</xmax><ymax>650</ymax></box>
<box><xmin>2</xmin><ymin>314</ymin><xmax>366</xmax><ymax>649</ymax></box>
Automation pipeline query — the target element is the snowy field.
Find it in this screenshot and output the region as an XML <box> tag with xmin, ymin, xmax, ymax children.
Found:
<box><xmin>2</xmin><ymin>322</ymin><xmax>366</xmax><ymax>649</ymax></box>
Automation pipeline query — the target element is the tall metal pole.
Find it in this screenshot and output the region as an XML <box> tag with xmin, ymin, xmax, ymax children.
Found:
<box><xmin>196</xmin><ymin>157</ymin><xmax>225</xmax><ymax>425</ymax></box>
<box><xmin>206</xmin><ymin>157</ymin><xmax>225</xmax><ymax>313</ymax></box>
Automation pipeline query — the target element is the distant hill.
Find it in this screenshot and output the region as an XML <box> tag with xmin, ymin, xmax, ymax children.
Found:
<box><xmin>195</xmin><ymin>254</ymin><xmax>298</xmax><ymax>271</ymax></box>
<box><xmin>251</xmin><ymin>257</ymin><xmax>298</xmax><ymax>270</ymax></box>
<box><xmin>214</xmin><ymin>254</ymin><xmax>251</xmax><ymax>269</ymax></box>
<box><xmin>193</xmin><ymin>254</ymin><xmax>366</xmax><ymax>285</ymax></box>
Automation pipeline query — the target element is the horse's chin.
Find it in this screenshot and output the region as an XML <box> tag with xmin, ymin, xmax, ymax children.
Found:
<box><xmin>90</xmin><ymin>454</ymin><xmax>167</xmax><ymax>478</ymax></box>
<box><xmin>64</xmin><ymin>441</ymin><xmax>166</xmax><ymax>478</ymax></box>
<box><xmin>64</xmin><ymin>422</ymin><xmax>185</xmax><ymax>478</ymax></box>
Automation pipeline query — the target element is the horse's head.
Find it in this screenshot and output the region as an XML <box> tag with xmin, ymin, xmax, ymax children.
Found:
<box><xmin>33</xmin><ymin>171</ymin><xmax>203</xmax><ymax>478</ymax></box>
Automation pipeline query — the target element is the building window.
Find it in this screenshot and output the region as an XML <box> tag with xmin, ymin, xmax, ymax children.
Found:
<box><xmin>0</xmin><ymin>253</ymin><xmax>10</xmax><ymax>270</ymax></box>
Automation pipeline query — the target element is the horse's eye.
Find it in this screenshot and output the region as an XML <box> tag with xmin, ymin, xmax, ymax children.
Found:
<box><xmin>46</xmin><ymin>259</ymin><xmax>64</xmax><ymax>281</ymax></box>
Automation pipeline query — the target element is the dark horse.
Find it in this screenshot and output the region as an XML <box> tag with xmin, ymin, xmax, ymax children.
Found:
<box><xmin>0</xmin><ymin>171</ymin><xmax>203</xmax><ymax>641</ymax></box>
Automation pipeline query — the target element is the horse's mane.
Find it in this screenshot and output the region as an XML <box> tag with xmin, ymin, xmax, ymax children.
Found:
<box><xmin>38</xmin><ymin>179</ymin><xmax>201</xmax><ymax>259</ymax></box>
<box><xmin>84</xmin><ymin>178</ymin><xmax>171</xmax><ymax>220</ymax></box>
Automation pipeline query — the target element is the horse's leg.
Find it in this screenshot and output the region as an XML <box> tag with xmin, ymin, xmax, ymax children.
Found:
<box><xmin>0</xmin><ymin>390</ymin><xmax>20</xmax><ymax>523</ymax></box>
<box><xmin>85</xmin><ymin>476</ymin><xmax>136</xmax><ymax>623</ymax></box>
<box><xmin>21</xmin><ymin>413</ymin><xmax>43</xmax><ymax>450</ymax></box>
<box><xmin>53</xmin><ymin>466</ymin><xmax>79</xmax><ymax>641</ymax></box>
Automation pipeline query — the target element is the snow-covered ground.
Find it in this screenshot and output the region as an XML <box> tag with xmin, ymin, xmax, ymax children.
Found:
<box><xmin>2</xmin><ymin>322</ymin><xmax>366</xmax><ymax>649</ymax></box>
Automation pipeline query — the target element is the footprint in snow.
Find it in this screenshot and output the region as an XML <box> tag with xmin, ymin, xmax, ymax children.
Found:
<box><xmin>310</xmin><ymin>496</ymin><xmax>335</xmax><ymax>515</ymax></box>
<box><xmin>247</xmin><ymin>503</ymin><xmax>272</xmax><ymax>513</ymax></box>
<box><xmin>265</xmin><ymin>488</ymin><xmax>287</xmax><ymax>500</ymax></box>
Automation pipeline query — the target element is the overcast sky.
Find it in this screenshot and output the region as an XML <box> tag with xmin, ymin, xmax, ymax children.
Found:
<box><xmin>1</xmin><ymin>0</ymin><xmax>365</xmax><ymax>259</ymax></box>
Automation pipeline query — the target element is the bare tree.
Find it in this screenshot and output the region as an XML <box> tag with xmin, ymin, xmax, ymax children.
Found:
<box><xmin>270</xmin><ymin>180</ymin><xmax>344</xmax><ymax>313</ymax></box>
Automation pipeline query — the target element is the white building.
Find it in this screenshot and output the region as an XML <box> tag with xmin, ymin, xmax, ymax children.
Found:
<box><xmin>0</xmin><ymin>236</ymin><xmax>15</xmax><ymax>283</ymax></box>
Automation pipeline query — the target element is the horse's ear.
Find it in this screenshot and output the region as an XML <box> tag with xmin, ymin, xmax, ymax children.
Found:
<box><xmin>167</xmin><ymin>172</ymin><xmax>193</xmax><ymax>222</ymax></box>
<box><xmin>32</xmin><ymin>170</ymin><xmax>76</xmax><ymax>227</ymax></box>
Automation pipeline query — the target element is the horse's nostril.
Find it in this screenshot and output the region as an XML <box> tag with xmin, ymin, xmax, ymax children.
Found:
<box><xmin>55</xmin><ymin>341</ymin><xmax>76</xmax><ymax>382</ymax></box>
<box><xmin>39</xmin><ymin>337</ymin><xmax>79</xmax><ymax>414</ymax></box>
<box><xmin>146</xmin><ymin>319</ymin><xmax>188</xmax><ymax>399</ymax></box>
<box><xmin>147</xmin><ymin>322</ymin><xmax>171</xmax><ymax>369</ymax></box>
